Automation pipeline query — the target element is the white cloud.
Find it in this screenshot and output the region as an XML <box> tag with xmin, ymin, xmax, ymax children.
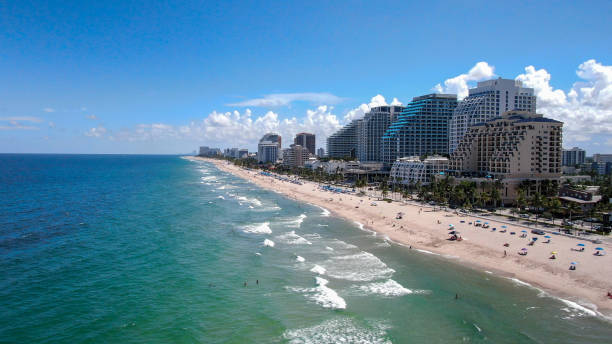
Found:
<box><xmin>85</xmin><ymin>125</ymin><xmax>107</xmax><ymax>137</ymax></box>
<box><xmin>228</xmin><ymin>92</ymin><xmax>343</xmax><ymax>107</ymax></box>
<box><xmin>343</xmin><ymin>94</ymin><xmax>402</xmax><ymax>122</ymax></box>
<box><xmin>87</xmin><ymin>114</ymin><xmax>98</xmax><ymax>120</ymax></box>
<box><xmin>0</xmin><ymin>116</ymin><xmax>42</xmax><ymax>130</ymax></box>
<box><xmin>515</xmin><ymin>59</ymin><xmax>612</xmax><ymax>145</ymax></box>
<box><xmin>0</xmin><ymin>116</ymin><xmax>43</xmax><ymax>123</ymax></box>
<box><xmin>43</xmin><ymin>108</ymin><xmax>55</xmax><ymax>113</ymax></box>
<box><xmin>434</xmin><ymin>62</ymin><xmax>496</xmax><ymax>99</ymax></box>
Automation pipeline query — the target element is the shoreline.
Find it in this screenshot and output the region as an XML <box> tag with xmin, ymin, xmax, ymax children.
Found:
<box><xmin>189</xmin><ymin>156</ymin><xmax>612</xmax><ymax>319</ymax></box>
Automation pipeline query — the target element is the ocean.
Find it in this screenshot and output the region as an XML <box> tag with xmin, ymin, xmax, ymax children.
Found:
<box><xmin>1</xmin><ymin>154</ymin><xmax>611</xmax><ymax>343</ymax></box>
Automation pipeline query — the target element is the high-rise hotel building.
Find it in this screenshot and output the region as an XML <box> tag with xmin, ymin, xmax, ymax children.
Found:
<box><xmin>356</xmin><ymin>106</ymin><xmax>404</xmax><ymax>162</ymax></box>
<box><xmin>327</xmin><ymin>120</ymin><xmax>359</xmax><ymax>159</ymax></box>
<box><xmin>381</xmin><ymin>94</ymin><xmax>458</xmax><ymax>166</ymax></box>
<box><xmin>449</xmin><ymin>78</ymin><xmax>536</xmax><ymax>153</ymax></box>
<box><xmin>294</xmin><ymin>132</ymin><xmax>316</xmax><ymax>156</ymax></box>
<box><xmin>449</xmin><ymin>111</ymin><xmax>563</xmax><ymax>179</ymax></box>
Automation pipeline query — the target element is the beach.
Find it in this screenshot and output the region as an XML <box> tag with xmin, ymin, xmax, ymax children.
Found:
<box><xmin>196</xmin><ymin>157</ymin><xmax>612</xmax><ymax>316</ymax></box>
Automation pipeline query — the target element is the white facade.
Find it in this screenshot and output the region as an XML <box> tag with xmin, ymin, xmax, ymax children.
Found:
<box><xmin>390</xmin><ymin>156</ymin><xmax>449</xmax><ymax>185</ymax></box>
<box><xmin>257</xmin><ymin>133</ymin><xmax>282</xmax><ymax>163</ymax></box>
<box><xmin>449</xmin><ymin>78</ymin><xmax>536</xmax><ymax>153</ymax></box>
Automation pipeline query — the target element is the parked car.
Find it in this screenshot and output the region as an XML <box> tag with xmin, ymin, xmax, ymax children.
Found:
<box><xmin>519</xmin><ymin>214</ymin><xmax>529</xmax><ymax>218</ymax></box>
<box><xmin>370</xmin><ymin>202</ymin><xmax>377</xmax><ymax>206</ymax></box>
<box><xmin>531</xmin><ymin>229</ymin><xmax>545</xmax><ymax>235</ymax></box>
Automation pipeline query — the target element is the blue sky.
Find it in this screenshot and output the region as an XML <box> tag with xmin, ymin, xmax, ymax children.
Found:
<box><xmin>1</xmin><ymin>0</ymin><xmax>611</xmax><ymax>154</ymax></box>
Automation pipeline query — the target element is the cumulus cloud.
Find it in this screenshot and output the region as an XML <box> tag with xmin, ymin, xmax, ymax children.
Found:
<box><xmin>87</xmin><ymin>114</ymin><xmax>98</xmax><ymax>120</ymax></box>
<box><xmin>43</xmin><ymin>108</ymin><xmax>55</xmax><ymax>113</ymax></box>
<box><xmin>516</xmin><ymin>59</ymin><xmax>612</xmax><ymax>144</ymax></box>
<box><xmin>228</xmin><ymin>92</ymin><xmax>343</xmax><ymax>107</ymax></box>
<box><xmin>0</xmin><ymin>116</ymin><xmax>43</xmax><ymax>123</ymax></box>
<box><xmin>433</xmin><ymin>61</ymin><xmax>496</xmax><ymax>99</ymax></box>
<box><xmin>343</xmin><ymin>94</ymin><xmax>402</xmax><ymax>122</ymax></box>
<box><xmin>85</xmin><ymin>125</ymin><xmax>107</xmax><ymax>137</ymax></box>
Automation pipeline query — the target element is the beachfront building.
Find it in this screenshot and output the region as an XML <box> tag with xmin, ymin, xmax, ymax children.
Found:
<box><xmin>390</xmin><ymin>156</ymin><xmax>449</xmax><ymax>185</ymax></box>
<box><xmin>317</xmin><ymin>147</ymin><xmax>325</xmax><ymax>158</ymax></box>
<box><xmin>198</xmin><ymin>146</ymin><xmax>221</xmax><ymax>157</ymax></box>
<box><xmin>238</xmin><ymin>149</ymin><xmax>249</xmax><ymax>159</ymax></box>
<box><xmin>449</xmin><ymin>110</ymin><xmax>563</xmax><ymax>203</ymax></box>
<box><xmin>294</xmin><ymin>132</ymin><xmax>316</xmax><ymax>155</ymax></box>
<box><xmin>327</xmin><ymin>120</ymin><xmax>359</xmax><ymax>159</ymax></box>
<box><xmin>382</xmin><ymin>94</ymin><xmax>457</xmax><ymax>166</ymax></box>
<box><xmin>562</xmin><ymin>147</ymin><xmax>586</xmax><ymax>166</ymax></box>
<box><xmin>356</xmin><ymin>106</ymin><xmax>404</xmax><ymax>162</ymax></box>
<box><xmin>282</xmin><ymin>144</ymin><xmax>310</xmax><ymax>167</ymax></box>
<box><xmin>558</xmin><ymin>185</ymin><xmax>602</xmax><ymax>212</ymax></box>
<box><xmin>258</xmin><ymin>133</ymin><xmax>282</xmax><ymax>163</ymax></box>
<box><xmin>449</xmin><ymin>78</ymin><xmax>536</xmax><ymax>153</ymax></box>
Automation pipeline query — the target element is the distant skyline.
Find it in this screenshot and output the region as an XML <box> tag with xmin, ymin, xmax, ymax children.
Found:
<box><xmin>1</xmin><ymin>1</ymin><xmax>611</xmax><ymax>155</ymax></box>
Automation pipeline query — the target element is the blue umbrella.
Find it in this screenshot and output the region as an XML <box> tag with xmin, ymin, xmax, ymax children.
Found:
<box><xmin>521</xmin><ymin>230</ymin><xmax>527</xmax><ymax>233</ymax></box>
<box><xmin>485</xmin><ymin>222</ymin><xmax>489</xmax><ymax>224</ymax></box>
<box><xmin>476</xmin><ymin>220</ymin><xmax>481</xmax><ymax>222</ymax></box>
<box><xmin>532</xmin><ymin>238</ymin><xmax>538</xmax><ymax>241</ymax></box>
<box><xmin>501</xmin><ymin>225</ymin><xmax>507</xmax><ymax>228</ymax></box>
<box><xmin>449</xmin><ymin>224</ymin><xmax>454</xmax><ymax>227</ymax></box>
<box><xmin>577</xmin><ymin>243</ymin><xmax>585</xmax><ymax>247</ymax></box>
<box><xmin>595</xmin><ymin>247</ymin><xmax>604</xmax><ymax>251</ymax></box>
<box><xmin>571</xmin><ymin>262</ymin><xmax>577</xmax><ymax>265</ymax></box>
<box><xmin>544</xmin><ymin>235</ymin><xmax>551</xmax><ymax>238</ymax></box>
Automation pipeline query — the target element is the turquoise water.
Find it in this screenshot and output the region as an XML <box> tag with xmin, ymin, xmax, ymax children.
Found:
<box><xmin>1</xmin><ymin>154</ymin><xmax>611</xmax><ymax>343</ymax></box>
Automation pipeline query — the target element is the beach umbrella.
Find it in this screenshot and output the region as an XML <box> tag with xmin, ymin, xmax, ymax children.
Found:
<box><xmin>449</xmin><ymin>224</ymin><xmax>454</xmax><ymax>227</ymax></box>
<box><xmin>532</xmin><ymin>237</ymin><xmax>538</xmax><ymax>241</ymax></box>
<box><xmin>521</xmin><ymin>248</ymin><xmax>528</xmax><ymax>251</ymax></box>
<box><xmin>485</xmin><ymin>222</ymin><xmax>489</xmax><ymax>224</ymax></box>
<box><xmin>501</xmin><ymin>225</ymin><xmax>507</xmax><ymax>228</ymax></box>
<box><xmin>551</xmin><ymin>251</ymin><xmax>557</xmax><ymax>254</ymax></box>
<box><xmin>476</xmin><ymin>220</ymin><xmax>481</xmax><ymax>222</ymax></box>
<box><xmin>544</xmin><ymin>235</ymin><xmax>551</xmax><ymax>238</ymax></box>
<box><xmin>577</xmin><ymin>243</ymin><xmax>585</xmax><ymax>247</ymax></box>
<box><xmin>571</xmin><ymin>262</ymin><xmax>577</xmax><ymax>265</ymax></box>
<box><xmin>595</xmin><ymin>247</ymin><xmax>604</xmax><ymax>251</ymax></box>
<box><xmin>521</xmin><ymin>230</ymin><xmax>527</xmax><ymax>233</ymax></box>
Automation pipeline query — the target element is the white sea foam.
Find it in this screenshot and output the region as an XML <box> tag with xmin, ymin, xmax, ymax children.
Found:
<box><xmin>283</xmin><ymin>318</ymin><xmax>391</xmax><ymax>344</ymax></box>
<box><xmin>201</xmin><ymin>176</ymin><xmax>217</xmax><ymax>181</ymax></box>
<box><xmin>317</xmin><ymin>224</ymin><xmax>329</xmax><ymax>227</ymax></box>
<box><xmin>303</xmin><ymin>233</ymin><xmax>321</xmax><ymax>240</ymax></box>
<box><xmin>286</xmin><ymin>278</ymin><xmax>347</xmax><ymax>310</ymax></box>
<box><xmin>325</xmin><ymin>246</ymin><xmax>334</xmax><ymax>251</ymax></box>
<box><xmin>242</xmin><ymin>222</ymin><xmax>272</xmax><ymax>234</ymax></box>
<box><xmin>415</xmin><ymin>249</ymin><xmax>440</xmax><ymax>256</ymax></box>
<box><xmin>318</xmin><ymin>206</ymin><xmax>331</xmax><ymax>217</ymax></box>
<box><xmin>323</xmin><ymin>251</ymin><xmax>395</xmax><ymax>282</ymax></box>
<box><xmin>216</xmin><ymin>195</ymin><xmax>225</xmax><ymax>200</ymax></box>
<box><xmin>327</xmin><ymin>239</ymin><xmax>358</xmax><ymax>250</ymax></box>
<box><xmin>296</xmin><ymin>256</ymin><xmax>306</xmax><ymax>263</ymax></box>
<box><xmin>263</xmin><ymin>239</ymin><xmax>275</xmax><ymax>247</ymax></box>
<box><xmin>255</xmin><ymin>252</ymin><xmax>262</xmax><ymax>256</ymax></box>
<box><xmin>281</xmin><ymin>214</ymin><xmax>307</xmax><ymax>228</ymax></box>
<box><xmin>310</xmin><ymin>264</ymin><xmax>326</xmax><ymax>275</ymax></box>
<box><xmin>276</xmin><ymin>231</ymin><xmax>312</xmax><ymax>245</ymax></box>
<box><xmin>358</xmin><ymin>279</ymin><xmax>414</xmax><ymax>297</ymax></box>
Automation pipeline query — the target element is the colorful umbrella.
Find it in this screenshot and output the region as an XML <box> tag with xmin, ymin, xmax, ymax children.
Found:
<box><xmin>551</xmin><ymin>251</ymin><xmax>557</xmax><ymax>254</ymax></box>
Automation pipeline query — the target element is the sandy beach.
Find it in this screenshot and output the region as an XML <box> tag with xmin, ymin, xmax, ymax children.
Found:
<box><xmin>192</xmin><ymin>157</ymin><xmax>612</xmax><ymax>317</ymax></box>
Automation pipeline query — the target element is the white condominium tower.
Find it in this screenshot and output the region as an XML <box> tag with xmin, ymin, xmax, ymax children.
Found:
<box><xmin>449</xmin><ymin>78</ymin><xmax>536</xmax><ymax>153</ymax></box>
